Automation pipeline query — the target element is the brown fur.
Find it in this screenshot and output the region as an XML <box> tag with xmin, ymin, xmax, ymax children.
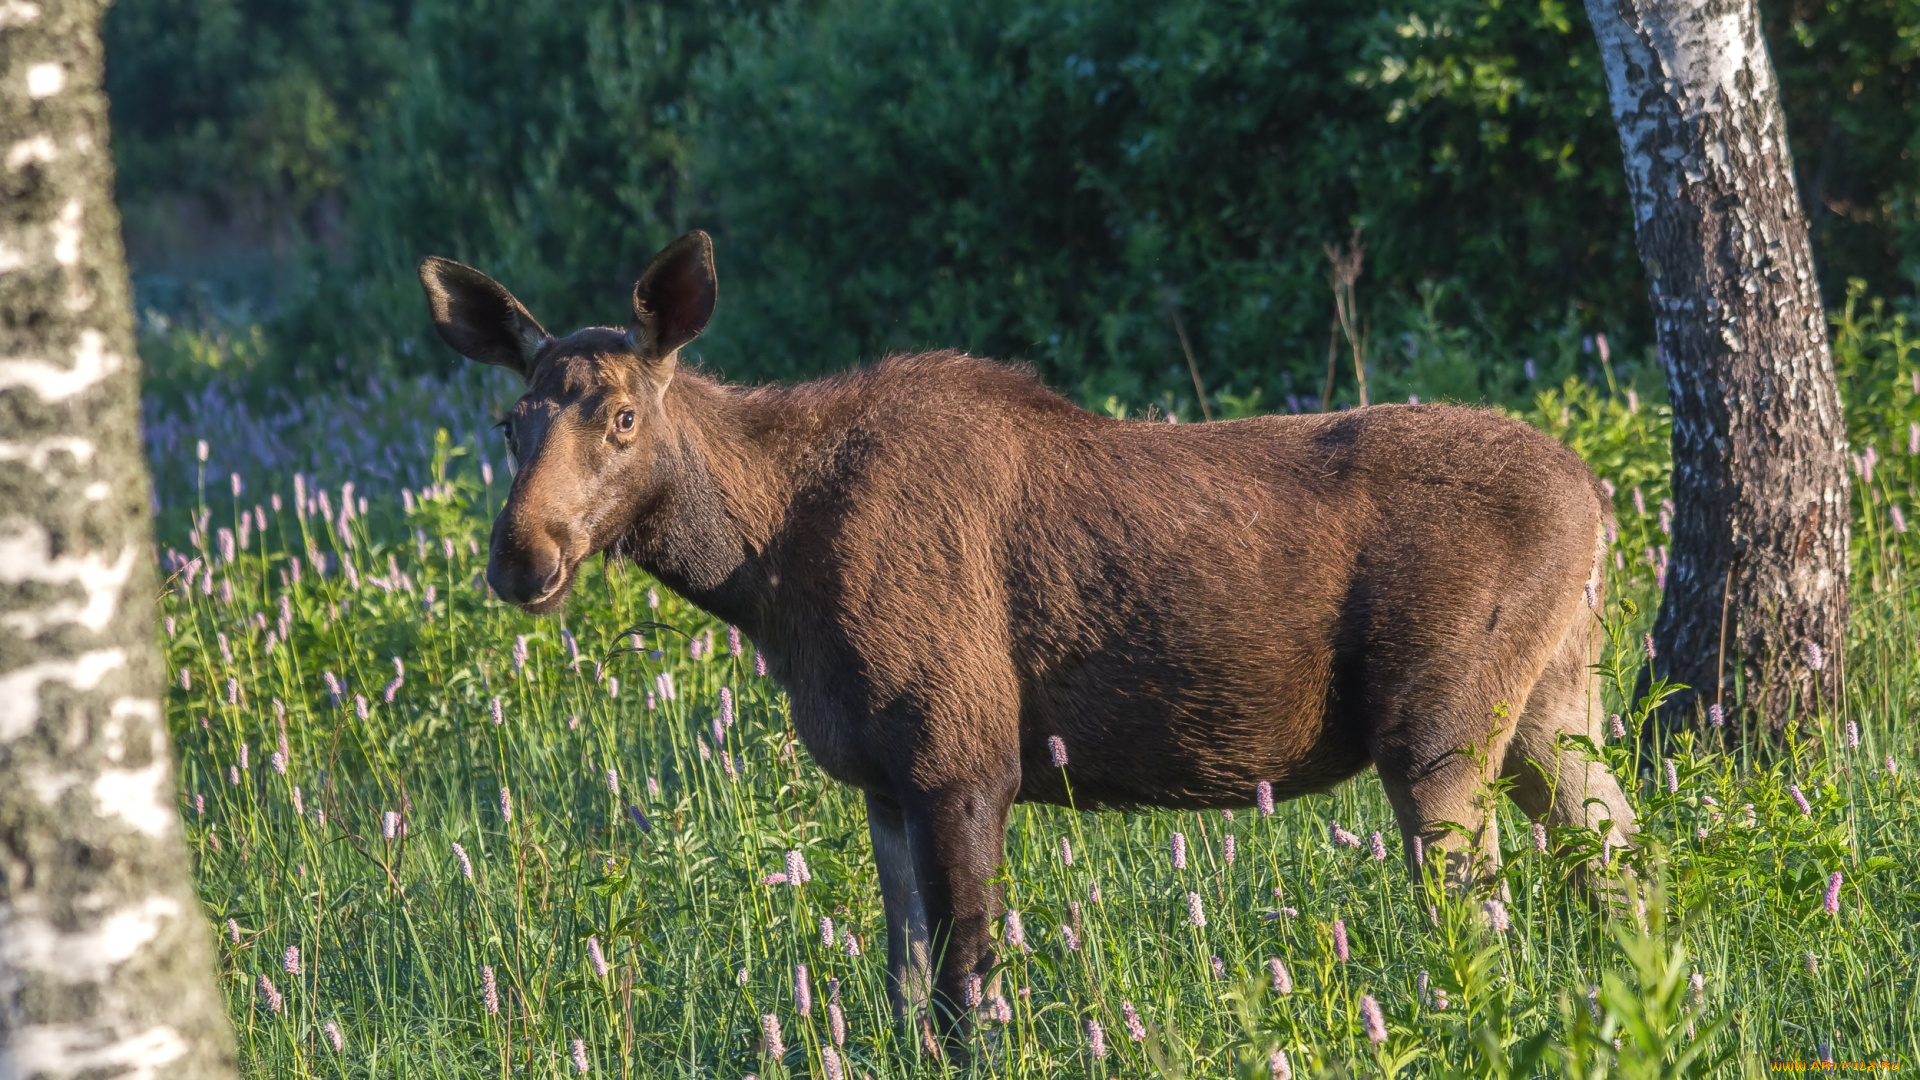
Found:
<box><xmin>419</xmin><ymin>232</ymin><xmax>1637</xmax><ymax>1050</ymax></box>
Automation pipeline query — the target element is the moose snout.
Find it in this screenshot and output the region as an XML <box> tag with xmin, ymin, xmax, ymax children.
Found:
<box><xmin>487</xmin><ymin>526</ymin><xmax>569</xmax><ymax>610</ymax></box>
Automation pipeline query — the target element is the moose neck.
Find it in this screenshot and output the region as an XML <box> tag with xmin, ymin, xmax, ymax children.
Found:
<box><xmin>620</xmin><ymin>371</ymin><xmax>808</xmax><ymax>637</ymax></box>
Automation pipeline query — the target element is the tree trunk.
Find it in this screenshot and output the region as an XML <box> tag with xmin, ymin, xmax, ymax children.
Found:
<box><xmin>1584</xmin><ymin>0</ymin><xmax>1851</xmax><ymax>732</ymax></box>
<box><xmin>0</xmin><ymin>1</ymin><xmax>239</xmax><ymax>1074</ymax></box>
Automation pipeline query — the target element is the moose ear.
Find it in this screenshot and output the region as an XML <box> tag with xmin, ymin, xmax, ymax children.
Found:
<box><xmin>418</xmin><ymin>256</ymin><xmax>551</xmax><ymax>378</ymax></box>
<box><xmin>628</xmin><ymin>231</ymin><xmax>717</xmax><ymax>372</ymax></box>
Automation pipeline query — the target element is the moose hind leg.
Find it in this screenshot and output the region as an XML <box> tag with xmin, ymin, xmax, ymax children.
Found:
<box><xmin>1369</xmin><ymin>661</ymin><xmax>1531</xmax><ymax>889</ymax></box>
<box><xmin>1504</xmin><ymin>621</ymin><xmax>1637</xmax><ymax>849</ymax></box>
<box><xmin>867</xmin><ymin>791</ymin><xmax>930</xmax><ymax>1024</ymax></box>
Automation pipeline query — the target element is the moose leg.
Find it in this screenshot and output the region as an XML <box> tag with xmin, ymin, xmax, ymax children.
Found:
<box><xmin>1370</xmin><ymin>664</ymin><xmax>1529</xmax><ymax>889</ymax></box>
<box><xmin>1375</xmin><ymin>735</ymin><xmax>1510</xmax><ymax>889</ymax></box>
<box><xmin>866</xmin><ymin>790</ymin><xmax>930</xmax><ymax>1024</ymax></box>
<box><xmin>900</xmin><ymin>770</ymin><xmax>1019</xmax><ymax>1056</ymax></box>
<box><xmin>1504</xmin><ymin>622</ymin><xmax>1638</xmax><ymax>861</ymax></box>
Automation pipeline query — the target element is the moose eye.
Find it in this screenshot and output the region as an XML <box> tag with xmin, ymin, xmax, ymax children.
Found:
<box><xmin>616</xmin><ymin>409</ymin><xmax>636</xmax><ymax>433</ymax></box>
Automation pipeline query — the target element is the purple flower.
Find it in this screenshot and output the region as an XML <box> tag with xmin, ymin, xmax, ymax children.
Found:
<box><xmin>384</xmin><ymin>677</ymin><xmax>403</xmax><ymax>703</ymax></box>
<box><xmin>383</xmin><ymin>811</ymin><xmax>399</xmax><ymax>840</ymax></box>
<box><xmin>499</xmin><ymin>786</ymin><xmax>513</xmax><ymax>824</ymax></box>
<box><xmin>1533</xmin><ymin>823</ymin><xmax>1549</xmax><ymax>854</ymax></box>
<box><xmin>1048</xmin><ymin>735</ymin><xmax>1068</xmax><ymax>768</ymax></box>
<box><xmin>605</xmin><ymin>769</ymin><xmax>619</xmax><ymax>795</ymax></box>
<box><xmin>1256</xmin><ymin>780</ymin><xmax>1274</xmax><ymax>817</ymax></box>
<box><xmin>1610</xmin><ymin>714</ymin><xmax>1626</xmax><ymax>739</ymax></box>
<box><xmin>719</xmin><ymin>687</ymin><xmax>735</xmax><ymax>728</ymax></box>
<box><xmin>283</xmin><ymin>945</ymin><xmax>300</xmax><ymax>975</ymax></box>
<box><xmin>1846</xmin><ymin>721</ymin><xmax>1859</xmax><ymax>750</ymax></box>
<box><xmin>1330</xmin><ymin>820</ymin><xmax>1362</xmax><ymax>848</ymax></box>
<box><xmin>818</xmin><ymin>916</ymin><xmax>834</xmax><ymax>949</ymax></box>
<box><xmin>1709</xmin><ymin>703</ymin><xmax>1725</xmax><ymax>728</ymax></box>
<box><xmin>323</xmin><ymin>671</ymin><xmax>341</xmax><ymax>705</ymax></box>
<box><xmin>1210</xmin><ymin>955</ymin><xmax>1226</xmax><ymax>978</ymax></box>
<box><xmin>965</xmin><ymin>972</ymin><xmax>983</xmax><ymax>1008</ymax></box>
<box><xmin>1088</xmin><ymin>1019</ymin><xmax>1107</xmax><ymax>1059</ymax></box>
<box><xmin>795</xmin><ymin>964</ymin><xmax>812</xmax><ymax>1017</ymax></box>
<box><xmin>1806</xmin><ymin>641</ymin><xmax>1824</xmax><ymax>671</ymax></box>
<box><xmin>513</xmin><ymin>635</ymin><xmax>529</xmax><ymax>672</ymax></box>
<box><xmin>227</xmin><ymin>918</ymin><xmax>240</xmax><ymax>944</ymax></box>
<box><xmin>1271</xmin><ymin>1047</ymin><xmax>1293</xmax><ymax>1080</ymax></box>
<box><xmin>1370</xmin><ymin>832</ymin><xmax>1387</xmax><ymax>861</ymax></box>
<box><xmin>1225</xmin><ymin>834</ymin><xmax>1237</xmax><ymax>865</ymax></box>
<box><xmin>761</xmin><ymin>1014</ymin><xmax>784</xmax><ymax>1058</ymax></box>
<box><xmin>755</xmin><ymin>652</ymin><xmax>768</xmax><ymax>677</ymax></box>
<box><xmin>452</xmin><ymin>842</ymin><xmax>473</xmax><ymax>881</ymax></box>
<box><xmin>1413</xmin><ymin>836</ymin><xmax>1424</xmax><ymax>867</ymax></box>
<box><xmin>481</xmin><ymin>965</ymin><xmax>499</xmax><ymax>1015</ymax></box>
<box><xmin>588</xmin><ymin>936</ymin><xmax>608</xmax><ymax>977</ymax></box>
<box><xmin>1063</xmin><ymin>925</ymin><xmax>1081</xmax><ymax>951</ymax></box>
<box><xmin>258</xmin><ymin>974</ymin><xmax>283</xmax><ymax>1014</ymax></box>
<box><xmin>1123</xmin><ymin>1000</ymin><xmax>1146</xmax><ymax>1041</ymax></box>
<box><xmin>271</xmin><ymin>752</ymin><xmax>286</xmax><ymax>776</ymax></box>
<box><xmin>821</xmin><ymin>1045</ymin><xmax>844</xmax><ymax>1080</ymax></box>
<box><xmin>829</xmin><ymin>1000</ymin><xmax>846</xmax><ymax>1046</ymax></box>
<box><xmin>491</xmin><ymin>697</ymin><xmax>503</xmax><ymax>726</ymax></box>
<box><xmin>571</xmin><ymin>1038</ymin><xmax>589</xmax><ymax>1074</ymax></box>
<box><xmin>355</xmin><ymin>695</ymin><xmax>368</xmax><ymax>721</ymax></box>
<box><xmin>1187</xmin><ymin>892</ymin><xmax>1206</xmax><ymax>928</ymax></box>
<box><xmin>1269</xmin><ymin>957</ymin><xmax>1292</xmax><ymax>995</ymax></box>
<box><xmin>1171</xmin><ymin>832</ymin><xmax>1188</xmax><ymax>869</ymax></box>
<box><xmin>324</xmin><ymin>1022</ymin><xmax>343</xmax><ymax>1051</ymax></box>
<box><xmin>728</xmin><ymin>625</ymin><xmax>742</xmax><ymax>655</ymax></box>
<box><xmin>1060</xmin><ymin>837</ymin><xmax>1073</xmax><ymax>866</ymax></box>
<box><xmin>1333</xmin><ymin>918</ymin><xmax>1350</xmax><ymax>961</ymax></box>
<box><xmin>990</xmin><ymin>996</ymin><xmax>1012</xmax><ymax>1024</ymax></box>
<box><xmin>843</xmin><ymin>930</ymin><xmax>860</xmax><ymax>957</ymax></box>
<box><xmin>785</xmin><ymin>850</ymin><xmax>805</xmax><ymax>887</ymax></box>
<box><xmin>1790</xmin><ymin>784</ymin><xmax>1812</xmax><ymax>816</ymax></box>
<box><xmin>1644</xmin><ymin>633</ymin><xmax>1657</xmax><ymax>662</ymax></box>
<box><xmin>1361</xmin><ymin>994</ymin><xmax>1387</xmax><ymax>1043</ymax></box>
<box><xmin>1005</xmin><ymin>910</ymin><xmax>1029</xmax><ymax>950</ymax></box>
<box><xmin>1665</xmin><ymin>759</ymin><xmax>1679</xmax><ymax>794</ymax></box>
<box><xmin>1485</xmin><ymin>899</ymin><xmax>1511</xmax><ymax>933</ymax></box>
<box><xmin>1824</xmin><ymin>871</ymin><xmax>1842</xmax><ymax>916</ymax></box>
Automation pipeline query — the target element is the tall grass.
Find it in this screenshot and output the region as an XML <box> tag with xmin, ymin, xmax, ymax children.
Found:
<box><xmin>154</xmin><ymin>343</ymin><xmax>1918</xmax><ymax>1078</ymax></box>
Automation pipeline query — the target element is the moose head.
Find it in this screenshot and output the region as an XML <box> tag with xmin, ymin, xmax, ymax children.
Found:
<box><xmin>418</xmin><ymin>232</ymin><xmax>718</xmax><ymax>614</ymax></box>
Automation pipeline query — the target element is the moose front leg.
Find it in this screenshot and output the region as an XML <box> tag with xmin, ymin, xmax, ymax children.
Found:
<box><xmin>901</xmin><ymin>770</ymin><xmax>1019</xmax><ymax>1057</ymax></box>
<box><xmin>866</xmin><ymin>790</ymin><xmax>930</xmax><ymax>1024</ymax></box>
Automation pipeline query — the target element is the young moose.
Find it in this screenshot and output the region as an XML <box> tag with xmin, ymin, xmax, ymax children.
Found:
<box><xmin>419</xmin><ymin>231</ymin><xmax>1635</xmax><ymax>1045</ymax></box>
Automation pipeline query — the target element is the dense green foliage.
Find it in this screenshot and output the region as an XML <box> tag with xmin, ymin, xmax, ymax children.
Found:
<box><xmin>152</xmin><ymin>333</ymin><xmax>1918</xmax><ymax>1079</ymax></box>
<box><xmin>107</xmin><ymin>0</ymin><xmax>1920</xmax><ymax>406</ymax></box>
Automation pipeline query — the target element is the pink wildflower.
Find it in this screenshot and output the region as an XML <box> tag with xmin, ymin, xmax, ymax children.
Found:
<box><xmin>1361</xmin><ymin>994</ymin><xmax>1387</xmax><ymax>1042</ymax></box>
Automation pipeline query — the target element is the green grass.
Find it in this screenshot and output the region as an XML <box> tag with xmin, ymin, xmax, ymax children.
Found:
<box><xmin>157</xmin><ymin>367</ymin><xmax>1920</xmax><ymax>1080</ymax></box>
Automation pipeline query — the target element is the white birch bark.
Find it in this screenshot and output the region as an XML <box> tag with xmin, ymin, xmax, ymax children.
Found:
<box><xmin>1584</xmin><ymin>0</ymin><xmax>1850</xmax><ymax>729</ymax></box>
<box><xmin>0</xmin><ymin>1</ymin><xmax>239</xmax><ymax>1074</ymax></box>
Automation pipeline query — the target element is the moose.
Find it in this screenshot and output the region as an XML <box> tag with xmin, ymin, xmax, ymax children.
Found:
<box><xmin>419</xmin><ymin>231</ymin><xmax>1636</xmax><ymax>1048</ymax></box>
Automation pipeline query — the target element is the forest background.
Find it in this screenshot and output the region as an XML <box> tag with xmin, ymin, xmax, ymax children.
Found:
<box><xmin>110</xmin><ymin>0</ymin><xmax>1920</xmax><ymax>417</ymax></box>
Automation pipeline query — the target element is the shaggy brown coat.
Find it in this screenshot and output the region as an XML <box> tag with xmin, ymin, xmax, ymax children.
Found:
<box><xmin>419</xmin><ymin>232</ymin><xmax>1636</xmax><ymax>1047</ymax></box>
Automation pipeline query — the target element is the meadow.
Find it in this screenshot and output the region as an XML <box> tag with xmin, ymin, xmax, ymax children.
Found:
<box><xmin>152</xmin><ymin>307</ymin><xmax>1920</xmax><ymax>1078</ymax></box>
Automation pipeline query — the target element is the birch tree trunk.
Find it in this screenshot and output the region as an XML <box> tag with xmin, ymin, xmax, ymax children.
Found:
<box><xmin>0</xmin><ymin>1</ymin><xmax>239</xmax><ymax>1074</ymax></box>
<box><xmin>1584</xmin><ymin>0</ymin><xmax>1850</xmax><ymax>732</ymax></box>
